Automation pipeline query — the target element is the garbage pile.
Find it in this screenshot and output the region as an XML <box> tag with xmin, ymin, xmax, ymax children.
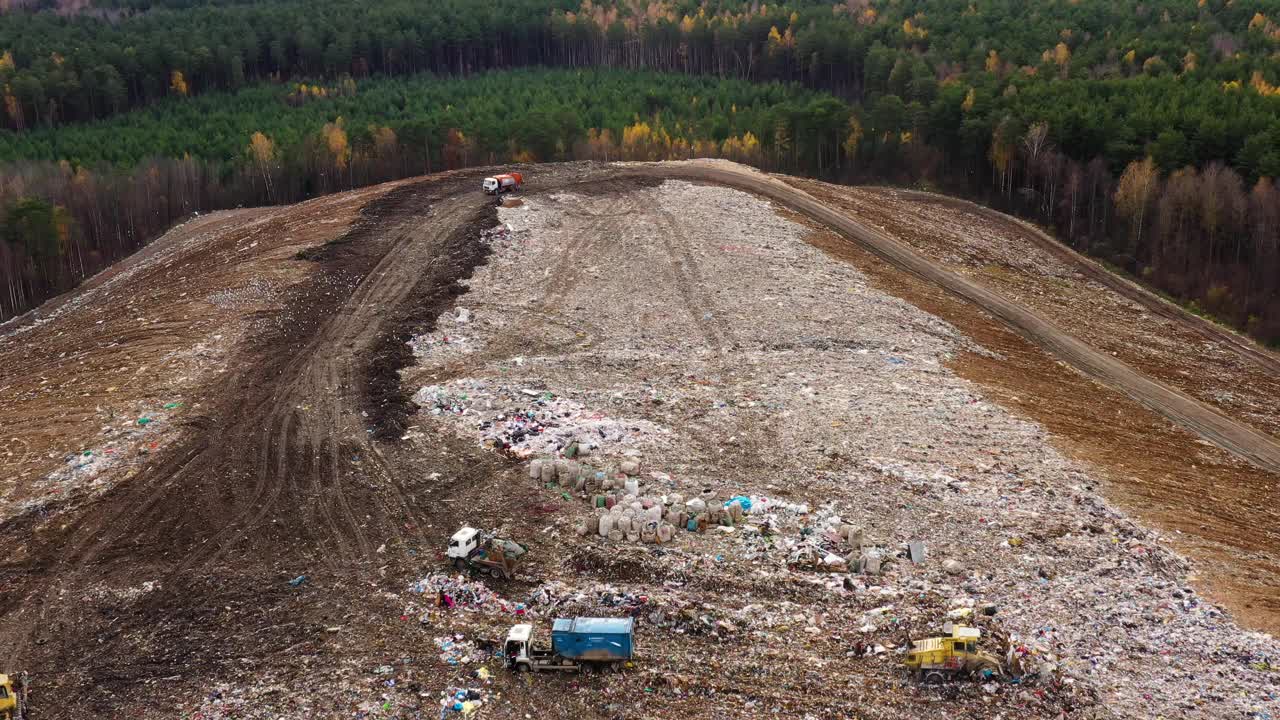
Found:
<box><xmin>408</xmin><ymin>333</ymin><xmax>473</xmax><ymax>360</ymax></box>
<box><xmin>478</xmin><ymin>224</ymin><xmax>513</xmax><ymax>245</ymax></box>
<box><xmin>438</xmin><ymin>687</ymin><xmax>486</xmax><ymax>718</ymax></box>
<box><xmin>435</xmin><ymin>635</ymin><xmax>486</xmax><ymax>667</ymax></box>
<box><xmin>413</xmin><ymin>380</ymin><xmax>665</xmax><ymax>458</ymax></box>
<box><xmin>384</xmin><ymin>180</ymin><xmax>1280</xmax><ymax>719</ymax></box>
<box><xmin>408</xmin><ymin>573</ymin><xmax>530</xmax><ymax>618</ymax></box>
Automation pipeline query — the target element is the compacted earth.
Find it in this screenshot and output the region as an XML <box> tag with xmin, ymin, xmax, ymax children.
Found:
<box><xmin>1</xmin><ymin>161</ymin><xmax>1276</xmax><ymax>720</ymax></box>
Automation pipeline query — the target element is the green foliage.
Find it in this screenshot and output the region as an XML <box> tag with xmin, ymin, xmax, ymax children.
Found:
<box><xmin>0</xmin><ymin>68</ymin><xmax>843</xmax><ymax>166</ymax></box>
<box><xmin>0</xmin><ymin>0</ymin><xmax>1275</xmax><ymax>179</ymax></box>
<box><xmin>4</xmin><ymin>197</ymin><xmax>68</xmax><ymax>263</ymax></box>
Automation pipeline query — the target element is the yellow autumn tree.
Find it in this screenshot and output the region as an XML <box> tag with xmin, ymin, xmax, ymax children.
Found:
<box><xmin>1053</xmin><ymin>42</ymin><xmax>1071</xmax><ymax>67</ymax></box>
<box><xmin>322</xmin><ymin>118</ymin><xmax>350</xmax><ymax>169</ymax></box>
<box><xmin>1114</xmin><ymin>157</ymin><xmax>1158</xmax><ymax>247</ymax></box>
<box><xmin>170</xmin><ymin>70</ymin><xmax>189</xmax><ymax>96</ymax></box>
<box><xmin>623</xmin><ymin>120</ymin><xmax>672</xmax><ymax>160</ymax></box>
<box><xmin>248</xmin><ymin>131</ymin><xmax>277</xmax><ymax>201</ymax></box>
<box><xmin>584</xmin><ymin>128</ymin><xmax>618</xmax><ymax>161</ymax></box>
<box><xmin>1183</xmin><ymin>51</ymin><xmax>1198</xmax><ymax>73</ymax></box>
<box><xmin>989</xmin><ymin>118</ymin><xmax>1018</xmax><ymax>196</ymax></box>
<box><xmin>721</xmin><ymin>135</ymin><xmax>744</xmax><ymax>160</ymax></box>
<box><xmin>767</xmin><ymin>25</ymin><xmax>785</xmax><ymax>53</ymax></box>
<box><xmin>0</xmin><ymin>51</ymin><xmax>13</xmax><ymax>73</ymax></box>
<box><xmin>249</xmin><ymin>131</ymin><xmax>275</xmax><ymax>165</ymax></box>
<box><xmin>3</xmin><ymin>84</ymin><xmax>20</xmax><ymax>130</ymax></box>
<box><xmin>961</xmin><ymin>87</ymin><xmax>976</xmax><ymax>112</ymax></box>
<box><xmin>985</xmin><ymin>49</ymin><xmax>1001</xmax><ymax>74</ymax></box>
<box><xmin>842</xmin><ymin>116</ymin><xmax>864</xmax><ymax>160</ymax></box>
<box><xmin>373</xmin><ymin>125</ymin><xmax>398</xmax><ymax>154</ymax></box>
<box><xmin>443</xmin><ymin>128</ymin><xmax>471</xmax><ymax>168</ymax></box>
<box><xmin>622</xmin><ymin>120</ymin><xmax>653</xmax><ymax>160</ymax></box>
<box><xmin>1250</xmin><ymin>71</ymin><xmax>1280</xmax><ymax>96</ymax></box>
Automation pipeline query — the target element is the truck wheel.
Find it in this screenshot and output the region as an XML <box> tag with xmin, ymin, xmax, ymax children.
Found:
<box><xmin>454</xmin><ymin>558</ymin><xmax>467</xmax><ymax>572</ymax></box>
<box><xmin>924</xmin><ymin>671</ymin><xmax>946</xmax><ymax>685</ymax></box>
<box><xmin>490</xmin><ymin>567</ymin><xmax>503</xmax><ymax>579</ymax></box>
<box><xmin>515</xmin><ymin>663</ymin><xmax>530</xmax><ymax>673</ymax></box>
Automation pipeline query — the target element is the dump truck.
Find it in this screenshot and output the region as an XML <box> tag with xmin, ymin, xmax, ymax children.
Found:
<box><xmin>481</xmin><ymin>172</ymin><xmax>522</xmax><ymax>195</ymax></box>
<box><xmin>0</xmin><ymin>673</ymin><xmax>27</xmax><ymax>720</ymax></box>
<box><xmin>504</xmin><ymin>617</ymin><xmax>634</xmax><ymax>673</ymax></box>
<box><xmin>446</xmin><ymin>526</ymin><xmax>527</xmax><ymax>579</ymax></box>
<box><xmin>904</xmin><ymin>626</ymin><xmax>1001</xmax><ymax>683</ymax></box>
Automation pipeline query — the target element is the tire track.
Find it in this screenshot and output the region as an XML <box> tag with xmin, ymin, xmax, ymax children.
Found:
<box><xmin>639</xmin><ymin>163</ymin><xmax>1280</xmax><ymax>475</ymax></box>
<box><xmin>652</xmin><ymin>204</ymin><xmax>734</xmax><ymax>352</ymax></box>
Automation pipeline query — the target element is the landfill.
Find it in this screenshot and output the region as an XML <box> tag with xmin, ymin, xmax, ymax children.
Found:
<box><xmin>7</xmin><ymin>170</ymin><xmax>1278</xmax><ymax>719</ymax></box>
<box><xmin>389</xmin><ymin>180</ymin><xmax>1280</xmax><ymax>719</ymax></box>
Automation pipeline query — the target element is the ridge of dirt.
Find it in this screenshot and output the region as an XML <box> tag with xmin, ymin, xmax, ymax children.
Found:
<box><xmin>0</xmin><ymin>210</ymin><xmax>258</xmax><ymax>339</ymax></box>
<box><xmin>363</xmin><ymin>201</ymin><xmax>497</xmax><ymax>440</ymax></box>
<box><xmin>802</xmin><ymin>181</ymin><xmax>1280</xmax><ymax>442</ymax></box>
<box><xmin>893</xmin><ymin>188</ymin><xmax>1280</xmax><ymax>375</ymax></box>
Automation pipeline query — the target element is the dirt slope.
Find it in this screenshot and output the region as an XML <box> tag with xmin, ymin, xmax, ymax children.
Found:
<box><xmin>0</xmin><ymin>161</ymin><xmax>1276</xmax><ymax>720</ymax></box>
<box><xmin>793</xmin><ymin>182</ymin><xmax>1280</xmax><ymax>440</ymax></box>
<box><xmin>639</xmin><ymin>162</ymin><xmax>1280</xmax><ymax>475</ymax></box>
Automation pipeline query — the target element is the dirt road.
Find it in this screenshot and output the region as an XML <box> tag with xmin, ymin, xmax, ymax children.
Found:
<box><xmin>893</xmin><ymin>188</ymin><xmax>1280</xmax><ymax>377</ymax></box>
<box><xmin>636</xmin><ymin>162</ymin><xmax>1280</xmax><ymax>476</ymax></box>
<box><xmin>0</xmin><ymin>175</ymin><xmax>500</xmax><ymax>716</ymax></box>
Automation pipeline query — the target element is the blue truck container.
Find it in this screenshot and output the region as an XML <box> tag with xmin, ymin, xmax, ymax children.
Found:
<box><xmin>551</xmin><ymin>617</ymin><xmax>635</xmax><ymax>662</ymax></box>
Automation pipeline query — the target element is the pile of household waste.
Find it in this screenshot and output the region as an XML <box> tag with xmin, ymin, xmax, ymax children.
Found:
<box><xmin>413</xmin><ymin>380</ymin><xmax>664</xmax><ymax>458</ymax></box>
<box><xmin>530</xmin><ymin>454</ymin><xmax>898</xmax><ymax>570</ymax></box>
<box><xmin>434</xmin><ymin>635</ymin><xmax>487</xmax><ymax>667</ymax></box>
<box><xmin>408</xmin><ymin>574</ymin><xmax>531</xmax><ymax>618</ymax></box>
<box><xmin>438</xmin><ymin>687</ymin><xmax>485</xmax><ymax>718</ymax></box>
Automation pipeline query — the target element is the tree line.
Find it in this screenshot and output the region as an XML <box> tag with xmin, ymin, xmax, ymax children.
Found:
<box><xmin>2</xmin><ymin>0</ymin><xmax>1280</xmax><ymax>343</ymax></box>
<box><xmin>0</xmin><ymin>68</ymin><xmax>849</xmax><ymax>322</ymax></box>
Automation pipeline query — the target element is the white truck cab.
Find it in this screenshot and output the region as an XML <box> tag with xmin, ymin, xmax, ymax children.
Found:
<box><xmin>481</xmin><ymin>177</ymin><xmax>500</xmax><ymax>194</ymax></box>
<box><xmin>447</xmin><ymin>526</ymin><xmax>480</xmax><ymax>560</ymax></box>
<box><xmin>504</xmin><ymin>623</ymin><xmax>533</xmax><ymax>668</ymax></box>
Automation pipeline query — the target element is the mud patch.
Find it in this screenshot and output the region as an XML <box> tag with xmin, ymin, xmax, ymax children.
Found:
<box><xmin>363</xmin><ymin>202</ymin><xmax>498</xmax><ymax>441</ymax></box>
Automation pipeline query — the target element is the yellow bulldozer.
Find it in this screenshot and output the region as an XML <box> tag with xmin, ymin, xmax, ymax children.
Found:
<box><xmin>0</xmin><ymin>673</ymin><xmax>27</xmax><ymax>720</ymax></box>
<box><xmin>904</xmin><ymin>626</ymin><xmax>1002</xmax><ymax>684</ymax></box>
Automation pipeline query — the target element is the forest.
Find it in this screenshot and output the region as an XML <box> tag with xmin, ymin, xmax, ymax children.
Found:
<box><xmin>0</xmin><ymin>0</ymin><xmax>1279</xmax><ymax>343</ymax></box>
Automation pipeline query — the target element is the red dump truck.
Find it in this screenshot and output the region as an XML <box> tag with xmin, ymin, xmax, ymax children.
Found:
<box><xmin>482</xmin><ymin>172</ymin><xmax>523</xmax><ymax>195</ymax></box>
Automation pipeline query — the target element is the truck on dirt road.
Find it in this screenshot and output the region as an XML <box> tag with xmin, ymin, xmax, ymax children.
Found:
<box><xmin>482</xmin><ymin>172</ymin><xmax>522</xmax><ymax>195</ymax></box>
<box><xmin>904</xmin><ymin>626</ymin><xmax>1001</xmax><ymax>683</ymax></box>
<box><xmin>446</xmin><ymin>526</ymin><xmax>527</xmax><ymax>579</ymax></box>
<box><xmin>504</xmin><ymin>618</ymin><xmax>634</xmax><ymax>673</ymax></box>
